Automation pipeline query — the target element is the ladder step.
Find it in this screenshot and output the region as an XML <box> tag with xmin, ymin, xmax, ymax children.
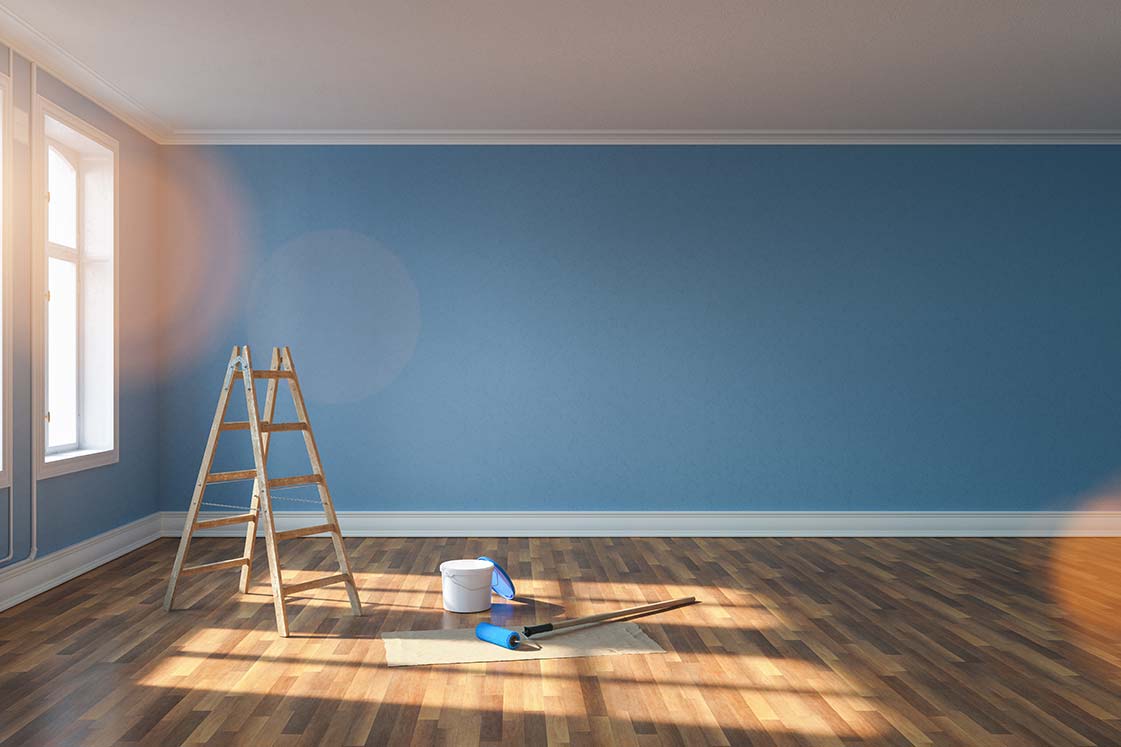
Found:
<box><xmin>253</xmin><ymin>370</ymin><xmax>295</xmax><ymax>379</ymax></box>
<box><xmin>261</xmin><ymin>422</ymin><xmax>308</xmax><ymax>433</ymax></box>
<box><xmin>283</xmin><ymin>573</ymin><xmax>350</xmax><ymax>596</ymax></box>
<box><xmin>275</xmin><ymin>523</ymin><xmax>335</xmax><ymax>541</ymax></box>
<box><xmin>196</xmin><ymin>512</ymin><xmax>258</xmax><ymax>530</ymax></box>
<box><xmin>268</xmin><ymin>474</ymin><xmax>323</xmax><ymax>489</ymax></box>
<box><xmin>220</xmin><ymin>421</ymin><xmax>307</xmax><ymax>432</ymax></box>
<box><xmin>180</xmin><ymin>557</ymin><xmax>250</xmax><ymax>577</ymax></box>
<box><xmin>206</xmin><ymin>469</ymin><xmax>257</xmax><ymax>483</ymax></box>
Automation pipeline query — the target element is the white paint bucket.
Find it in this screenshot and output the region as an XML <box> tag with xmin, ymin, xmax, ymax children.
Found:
<box><xmin>439</xmin><ymin>558</ymin><xmax>495</xmax><ymax>613</ymax></box>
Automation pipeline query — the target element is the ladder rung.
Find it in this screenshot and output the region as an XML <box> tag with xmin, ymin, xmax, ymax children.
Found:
<box><xmin>219</xmin><ymin>421</ymin><xmax>307</xmax><ymax>433</ymax></box>
<box><xmin>196</xmin><ymin>512</ymin><xmax>257</xmax><ymax>530</ymax></box>
<box><xmin>206</xmin><ymin>469</ymin><xmax>257</xmax><ymax>483</ymax></box>
<box><xmin>275</xmin><ymin>523</ymin><xmax>335</xmax><ymax>541</ymax></box>
<box><xmin>261</xmin><ymin>422</ymin><xmax>308</xmax><ymax>433</ymax></box>
<box><xmin>268</xmin><ymin>474</ymin><xmax>322</xmax><ymax>489</ymax></box>
<box><xmin>253</xmin><ymin>370</ymin><xmax>295</xmax><ymax>379</ymax></box>
<box><xmin>180</xmin><ymin>557</ymin><xmax>250</xmax><ymax>577</ymax></box>
<box><xmin>283</xmin><ymin>573</ymin><xmax>350</xmax><ymax>596</ymax></box>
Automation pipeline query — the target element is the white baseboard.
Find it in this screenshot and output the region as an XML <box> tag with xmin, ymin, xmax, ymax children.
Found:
<box><xmin>0</xmin><ymin>513</ymin><xmax>162</xmax><ymax>613</ymax></box>
<box><xmin>162</xmin><ymin>510</ymin><xmax>1121</xmax><ymax>538</ymax></box>
<box><xmin>3</xmin><ymin>510</ymin><xmax>1119</xmax><ymax>614</ymax></box>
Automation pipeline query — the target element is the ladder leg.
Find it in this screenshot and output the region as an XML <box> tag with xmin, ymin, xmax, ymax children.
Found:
<box><xmin>238</xmin><ymin>347</ymin><xmax>280</xmax><ymax>593</ymax></box>
<box><xmin>332</xmin><ymin>519</ymin><xmax>363</xmax><ymax>615</ymax></box>
<box><xmin>320</xmin><ymin>490</ymin><xmax>362</xmax><ymax>615</ymax></box>
<box><xmin>241</xmin><ymin>346</ymin><xmax>290</xmax><ymax>636</ymax></box>
<box><xmin>165</xmin><ymin>347</ymin><xmax>241</xmax><ymax>611</ymax></box>
<box><xmin>237</xmin><ymin>485</ymin><xmax>261</xmax><ymax>594</ymax></box>
<box><xmin>260</xmin><ymin>492</ymin><xmax>289</xmax><ymax>636</ymax></box>
<box><xmin>281</xmin><ymin>346</ymin><xmax>364</xmax><ymax>616</ymax></box>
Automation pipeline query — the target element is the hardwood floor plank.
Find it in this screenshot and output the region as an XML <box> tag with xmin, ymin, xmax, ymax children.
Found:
<box><xmin>3</xmin><ymin>537</ymin><xmax>1121</xmax><ymax>745</ymax></box>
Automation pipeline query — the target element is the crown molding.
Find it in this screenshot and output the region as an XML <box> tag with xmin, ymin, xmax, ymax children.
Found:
<box><xmin>164</xmin><ymin>128</ymin><xmax>1121</xmax><ymax>146</ymax></box>
<box><xmin>3</xmin><ymin>6</ymin><xmax>1120</xmax><ymax>147</ymax></box>
<box><xmin>0</xmin><ymin>5</ymin><xmax>174</xmax><ymax>143</ymax></box>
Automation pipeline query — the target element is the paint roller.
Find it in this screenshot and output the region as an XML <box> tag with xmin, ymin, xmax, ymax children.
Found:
<box><xmin>475</xmin><ymin>596</ymin><xmax>696</xmax><ymax>650</ymax></box>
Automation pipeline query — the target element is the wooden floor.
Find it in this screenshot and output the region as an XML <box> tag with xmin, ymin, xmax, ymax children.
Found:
<box><xmin>2</xmin><ymin>536</ymin><xmax>1121</xmax><ymax>746</ymax></box>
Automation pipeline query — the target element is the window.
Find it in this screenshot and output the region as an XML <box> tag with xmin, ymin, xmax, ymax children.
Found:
<box><xmin>48</xmin><ymin>147</ymin><xmax>78</xmax><ymax>248</ymax></box>
<box><xmin>38</xmin><ymin>101</ymin><xmax>117</xmax><ymax>475</ymax></box>
<box><xmin>47</xmin><ymin>254</ymin><xmax>79</xmax><ymax>449</ymax></box>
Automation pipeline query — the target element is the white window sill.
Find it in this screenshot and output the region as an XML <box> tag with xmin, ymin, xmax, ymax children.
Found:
<box><xmin>40</xmin><ymin>447</ymin><xmax>118</xmax><ymax>479</ymax></box>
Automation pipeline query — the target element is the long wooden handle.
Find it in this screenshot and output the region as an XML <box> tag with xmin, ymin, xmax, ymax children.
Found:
<box><xmin>524</xmin><ymin>596</ymin><xmax>696</xmax><ymax>637</ymax></box>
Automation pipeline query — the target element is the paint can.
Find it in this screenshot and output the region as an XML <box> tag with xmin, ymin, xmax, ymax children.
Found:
<box><xmin>439</xmin><ymin>558</ymin><xmax>495</xmax><ymax>613</ymax></box>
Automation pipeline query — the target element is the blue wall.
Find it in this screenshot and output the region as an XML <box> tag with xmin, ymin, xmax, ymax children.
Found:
<box><xmin>159</xmin><ymin>145</ymin><xmax>1121</xmax><ymax>514</ymax></box>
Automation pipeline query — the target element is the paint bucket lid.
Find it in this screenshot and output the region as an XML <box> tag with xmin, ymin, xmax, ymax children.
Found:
<box><xmin>440</xmin><ymin>558</ymin><xmax>493</xmax><ymax>575</ymax></box>
<box><xmin>477</xmin><ymin>556</ymin><xmax>516</xmax><ymax>599</ymax></box>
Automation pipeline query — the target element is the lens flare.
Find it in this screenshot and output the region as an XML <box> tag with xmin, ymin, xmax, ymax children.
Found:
<box><xmin>154</xmin><ymin>148</ymin><xmax>251</xmax><ymax>370</ymax></box>
<box><xmin>247</xmin><ymin>229</ymin><xmax>421</xmax><ymax>405</ymax></box>
<box><xmin>1050</xmin><ymin>493</ymin><xmax>1121</xmax><ymax>642</ymax></box>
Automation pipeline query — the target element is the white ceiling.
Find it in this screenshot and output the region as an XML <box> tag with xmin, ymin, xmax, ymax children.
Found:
<box><xmin>2</xmin><ymin>1</ymin><xmax>1120</xmax><ymax>144</ymax></box>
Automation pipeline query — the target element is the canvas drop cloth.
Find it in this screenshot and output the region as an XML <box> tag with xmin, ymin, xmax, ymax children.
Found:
<box><xmin>381</xmin><ymin>621</ymin><xmax>664</xmax><ymax>667</ymax></box>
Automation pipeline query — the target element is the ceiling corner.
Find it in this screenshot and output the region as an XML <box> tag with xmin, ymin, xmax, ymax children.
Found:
<box><xmin>0</xmin><ymin>3</ymin><xmax>173</xmax><ymax>144</ymax></box>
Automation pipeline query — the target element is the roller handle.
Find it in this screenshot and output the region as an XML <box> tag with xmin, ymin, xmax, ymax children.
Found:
<box><xmin>522</xmin><ymin>596</ymin><xmax>695</xmax><ymax>637</ymax></box>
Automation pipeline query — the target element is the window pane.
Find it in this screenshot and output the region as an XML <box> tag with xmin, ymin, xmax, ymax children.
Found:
<box><xmin>48</xmin><ymin>257</ymin><xmax>78</xmax><ymax>448</ymax></box>
<box><xmin>48</xmin><ymin>146</ymin><xmax>77</xmax><ymax>249</ymax></box>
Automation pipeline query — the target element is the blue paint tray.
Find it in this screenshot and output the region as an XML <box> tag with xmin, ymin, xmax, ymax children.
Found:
<box><xmin>477</xmin><ymin>556</ymin><xmax>516</xmax><ymax>599</ymax></box>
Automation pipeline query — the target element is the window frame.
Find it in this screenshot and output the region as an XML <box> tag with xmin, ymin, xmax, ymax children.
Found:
<box><xmin>0</xmin><ymin>69</ymin><xmax>12</xmax><ymax>492</ymax></box>
<box><xmin>32</xmin><ymin>96</ymin><xmax>119</xmax><ymax>479</ymax></box>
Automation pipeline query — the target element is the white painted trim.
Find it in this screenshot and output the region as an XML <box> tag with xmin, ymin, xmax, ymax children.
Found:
<box><xmin>0</xmin><ymin>513</ymin><xmax>160</xmax><ymax>612</ymax></box>
<box><xmin>163</xmin><ymin>129</ymin><xmax>1121</xmax><ymax>146</ymax></box>
<box><xmin>162</xmin><ymin>510</ymin><xmax>1121</xmax><ymax>538</ymax></box>
<box><xmin>2</xmin><ymin>8</ymin><xmax>1119</xmax><ymax>147</ymax></box>
<box><xmin>0</xmin><ymin>66</ymin><xmax>11</xmax><ymax>562</ymax></box>
<box><xmin>3</xmin><ymin>509</ymin><xmax>1120</xmax><ymax>613</ymax></box>
<box><xmin>39</xmin><ymin>447</ymin><xmax>118</xmax><ymax>479</ymax></box>
<box><xmin>0</xmin><ymin>68</ymin><xmax>11</xmax><ymax>492</ymax></box>
<box><xmin>0</xmin><ymin>8</ymin><xmax>172</xmax><ymax>143</ymax></box>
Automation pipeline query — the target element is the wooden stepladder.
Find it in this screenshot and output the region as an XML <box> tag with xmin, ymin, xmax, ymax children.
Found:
<box><xmin>164</xmin><ymin>345</ymin><xmax>363</xmax><ymax>636</ymax></box>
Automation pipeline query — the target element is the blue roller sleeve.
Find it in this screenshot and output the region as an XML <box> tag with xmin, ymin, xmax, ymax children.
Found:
<box><xmin>475</xmin><ymin>622</ymin><xmax>521</xmax><ymax>650</ymax></box>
